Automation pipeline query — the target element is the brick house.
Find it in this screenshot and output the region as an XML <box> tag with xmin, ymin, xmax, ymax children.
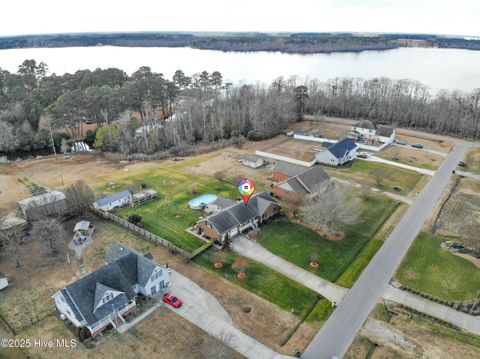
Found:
<box><xmin>195</xmin><ymin>192</ymin><xmax>280</xmax><ymax>244</ymax></box>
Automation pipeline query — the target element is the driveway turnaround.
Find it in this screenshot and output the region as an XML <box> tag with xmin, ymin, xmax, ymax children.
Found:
<box><xmin>384</xmin><ymin>286</ymin><xmax>480</xmax><ymax>335</ymax></box>
<box><xmin>166</xmin><ymin>270</ymin><xmax>292</xmax><ymax>359</ymax></box>
<box><xmin>231</xmin><ymin>236</ymin><xmax>348</xmax><ymax>304</ymax></box>
<box><xmin>302</xmin><ymin>143</ymin><xmax>469</xmax><ymax>359</ymax></box>
<box><xmin>361</xmin><ymin>155</ymin><xmax>436</xmax><ymax>176</ymax></box>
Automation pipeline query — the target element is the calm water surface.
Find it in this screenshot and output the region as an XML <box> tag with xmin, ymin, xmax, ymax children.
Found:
<box><xmin>1</xmin><ymin>46</ymin><xmax>480</xmax><ymax>93</ymax></box>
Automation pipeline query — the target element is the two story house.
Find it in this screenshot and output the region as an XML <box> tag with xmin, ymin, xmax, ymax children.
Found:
<box><xmin>53</xmin><ymin>243</ymin><xmax>170</xmax><ymax>338</ymax></box>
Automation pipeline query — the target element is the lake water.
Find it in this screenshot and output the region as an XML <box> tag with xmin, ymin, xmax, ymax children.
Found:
<box><xmin>1</xmin><ymin>46</ymin><xmax>480</xmax><ymax>93</ymax></box>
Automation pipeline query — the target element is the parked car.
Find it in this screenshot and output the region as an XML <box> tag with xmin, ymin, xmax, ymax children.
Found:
<box><xmin>357</xmin><ymin>151</ymin><xmax>370</xmax><ymax>159</ymax></box>
<box><xmin>411</xmin><ymin>143</ymin><xmax>424</xmax><ymax>149</ymax></box>
<box><xmin>163</xmin><ymin>293</ymin><xmax>182</xmax><ymax>308</ymax></box>
<box><xmin>395</xmin><ymin>140</ymin><xmax>407</xmax><ymax>145</ymax></box>
<box><xmin>458</xmin><ymin>161</ymin><xmax>466</xmax><ymax>167</ymax></box>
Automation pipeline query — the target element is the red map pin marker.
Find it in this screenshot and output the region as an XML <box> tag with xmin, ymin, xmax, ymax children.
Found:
<box><xmin>237</xmin><ymin>179</ymin><xmax>255</xmax><ymax>205</ymax></box>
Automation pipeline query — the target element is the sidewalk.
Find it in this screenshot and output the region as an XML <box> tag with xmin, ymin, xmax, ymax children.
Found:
<box><xmin>383</xmin><ymin>285</ymin><xmax>480</xmax><ymax>335</ymax></box>
<box><xmin>231</xmin><ymin>236</ymin><xmax>348</xmax><ymax>303</ymax></box>
<box><xmin>456</xmin><ymin>170</ymin><xmax>480</xmax><ymax>180</ymax></box>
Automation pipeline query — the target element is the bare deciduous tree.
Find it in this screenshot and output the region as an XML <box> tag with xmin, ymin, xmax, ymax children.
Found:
<box><xmin>300</xmin><ymin>185</ymin><xmax>361</xmax><ymax>234</ymax></box>
<box><xmin>0</xmin><ymin>224</ymin><xmax>24</xmax><ymax>267</ymax></box>
<box><xmin>65</xmin><ymin>180</ymin><xmax>95</xmax><ymax>215</ymax></box>
<box><xmin>31</xmin><ymin>218</ymin><xmax>66</xmax><ymax>255</ymax></box>
<box><xmin>371</xmin><ymin>168</ymin><xmax>389</xmax><ymax>188</ymax></box>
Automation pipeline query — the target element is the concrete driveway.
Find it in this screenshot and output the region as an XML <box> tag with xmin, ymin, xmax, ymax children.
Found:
<box><xmin>231</xmin><ymin>236</ymin><xmax>348</xmax><ymax>304</ymax></box>
<box><xmin>166</xmin><ymin>270</ymin><xmax>292</xmax><ymax>359</ymax></box>
<box><xmin>360</xmin><ymin>155</ymin><xmax>436</xmax><ymax>176</ymax></box>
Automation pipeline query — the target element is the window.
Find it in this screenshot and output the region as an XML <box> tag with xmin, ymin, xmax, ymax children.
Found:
<box><xmin>151</xmin><ymin>269</ymin><xmax>162</xmax><ymax>281</ymax></box>
<box><xmin>206</xmin><ymin>222</ymin><xmax>212</xmax><ymax>229</ymax></box>
<box><xmin>103</xmin><ymin>292</ymin><xmax>114</xmax><ymax>304</ymax></box>
<box><xmin>151</xmin><ymin>285</ymin><xmax>157</xmax><ymax>294</ymax></box>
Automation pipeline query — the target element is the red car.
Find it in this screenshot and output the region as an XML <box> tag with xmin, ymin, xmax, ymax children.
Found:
<box><xmin>162</xmin><ymin>293</ymin><xmax>182</xmax><ymax>308</ymax></box>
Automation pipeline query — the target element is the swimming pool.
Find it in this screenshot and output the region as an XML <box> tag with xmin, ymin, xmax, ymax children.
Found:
<box><xmin>188</xmin><ymin>194</ymin><xmax>218</xmax><ymax>209</ymax></box>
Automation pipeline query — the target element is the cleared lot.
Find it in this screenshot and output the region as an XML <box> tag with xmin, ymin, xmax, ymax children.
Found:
<box><xmin>377</xmin><ymin>145</ymin><xmax>444</xmax><ymax>170</ymax></box>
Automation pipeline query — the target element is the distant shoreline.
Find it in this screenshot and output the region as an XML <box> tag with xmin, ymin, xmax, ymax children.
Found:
<box><xmin>1</xmin><ymin>32</ymin><xmax>479</xmax><ymax>54</ymax></box>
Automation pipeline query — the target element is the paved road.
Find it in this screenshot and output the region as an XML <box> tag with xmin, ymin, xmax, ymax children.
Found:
<box><xmin>232</xmin><ymin>236</ymin><xmax>348</xmax><ymax>303</ymax></box>
<box><xmin>302</xmin><ymin>142</ymin><xmax>469</xmax><ymax>359</ymax></box>
<box><xmin>384</xmin><ymin>286</ymin><xmax>480</xmax><ymax>335</ymax></box>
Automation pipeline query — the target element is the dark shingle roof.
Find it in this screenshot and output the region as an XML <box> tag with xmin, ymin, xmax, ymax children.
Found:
<box><xmin>209</xmin><ymin>211</ymin><xmax>239</xmax><ymax>233</ymax></box>
<box><xmin>327</xmin><ymin>138</ymin><xmax>358</xmax><ymax>159</ymax></box>
<box><xmin>296</xmin><ymin>166</ymin><xmax>330</xmax><ymax>193</ymax></box>
<box><xmin>354</xmin><ymin>120</ymin><xmax>377</xmax><ymax>130</ymax></box>
<box><xmin>273</xmin><ymin>161</ymin><xmax>305</xmax><ymax>177</ymax></box>
<box><xmin>61</xmin><ymin>244</ymin><xmax>163</xmax><ymax>326</ymax></box>
<box><xmin>227</xmin><ymin>204</ymin><xmax>258</xmax><ymax>225</ymax></box>
<box><xmin>212</xmin><ymin>196</ymin><xmax>236</xmax><ymax>209</ymax></box>
<box><xmin>95</xmin><ymin>190</ymin><xmax>132</xmax><ymax>207</ymax></box>
<box><xmin>284</xmin><ymin>178</ymin><xmax>309</xmax><ymax>194</ymax></box>
<box><xmin>377</xmin><ymin>126</ymin><xmax>394</xmax><ymax>137</ymax></box>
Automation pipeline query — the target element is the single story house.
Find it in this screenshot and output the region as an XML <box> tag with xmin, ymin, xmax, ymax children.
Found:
<box><xmin>272</xmin><ymin>161</ymin><xmax>306</xmax><ymax>182</ymax></box>
<box><xmin>315</xmin><ymin>138</ymin><xmax>358</xmax><ymax>166</ymax></box>
<box><xmin>272</xmin><ymin>165</ymin><xmax>331</xmax><ymax>198</ymax></box>
<box><xmin>93</xmin><ymin>190</ymin><xmax>132</xmax><ymax>212</ymax></box>
<box><xmin>0</xmin><ymin>273</ymin><xmax>8</xmax><ymax>291</ymax></box>
<box><xmin>195</xmin><ymin>192</ymin><xmax>280</xmax><ymax>244</ymax></box>
<box><xmin>17</xmin><ymin>191</ymin><xmax>69</xmax><ymax>221</ymax></box>
<box><xmin>240</xmin><ymin>154</ymin><xmax>265</xmax><ymax>168</ymax></box>
<box><xmin>376</xmin><ymin>126</ymin><xmax>396</xmax><ymax>144</ymax></box>
<box><xmin>53</xmin><ymin>243</ymin><xmax>170</xmax><ymax>338</ymax></box>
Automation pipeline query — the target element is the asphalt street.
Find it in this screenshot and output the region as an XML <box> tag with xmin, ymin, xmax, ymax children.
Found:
<box><xmin>302</xmin><ymin>142</ymin><xmax>469</xmax><ymax>359</ymax></box>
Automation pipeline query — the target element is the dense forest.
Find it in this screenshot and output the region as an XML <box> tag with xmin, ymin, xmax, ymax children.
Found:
<box><xmin>1</xmin><ymin>32</ymin><xmax>480</xmax><ymax>53</ymax></box>
<box><xmin>0</xmin><ymin>60</ymin><xmax>479</xmax><ymax>159</ymax></box>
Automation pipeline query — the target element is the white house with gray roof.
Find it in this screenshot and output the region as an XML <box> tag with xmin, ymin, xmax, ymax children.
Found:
<box><xmin>240</xmin><ymin>154</ymin><xmax>265</xmax><ymax>168</ymax></box>
<box><xmin>93</xmin><ymin>190</ymin><xmax>132</xmax><ymax>211</ymax></box>
<box><xmin>52</xmin><ymin>243</ymin><xmax>170</xmax><ymax>337</ymax></box>
<box><xmin>315</xmin><ymin>138</ymin><xmax>358</xmax><ymax>166</ymax></box>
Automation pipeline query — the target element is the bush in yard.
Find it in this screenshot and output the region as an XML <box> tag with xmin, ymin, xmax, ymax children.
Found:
<box><xmin>128</xmin><ymin>214</ymin><xmax>143</xmax><ymax>225</ymax></box>
<box><xmin>213</xmin><ymin>171</ymin><xmax>226</xmax><ymax>182</ymax></box>
<box><xmin>189</xmin><ymin>183</ymin><xmax>198</xmax><ymax>194</ymax></box>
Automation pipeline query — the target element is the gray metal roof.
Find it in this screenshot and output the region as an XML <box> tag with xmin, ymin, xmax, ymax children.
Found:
<box><xmin>242</xmin><ymin>154</ymin><xmax>263</xmax><ymax>162</ymax></box>
<box><xmin>296</xmin><ymin>166</ymin><xmax>330</xmax><ymax>193</ymax></box>
<box><xmin>73</xmin><ymin>220</ymin><xmax>90</xmax><ymax>232</ymax></box>
<box><xmin>285</xmin><ymin>178</ymin><xmax>310</xmax><ymax>194</ymax></box>
<box><xmin>95</xmin><ymin>190</ymin><xmax>132</xmax><ymax>207</ymax></box>
<box><xmin>273</xmin><ymin>161</ymin><xmax>305</xmax><ymax>177</ymax></box>
<box><xmin>327</xmin><ymin>138</ymin><xmax>358</xmax><ymax>159</ymax></box>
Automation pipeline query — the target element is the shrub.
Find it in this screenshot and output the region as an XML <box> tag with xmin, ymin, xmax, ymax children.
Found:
<box><xmin>128</xmin><ymin>214</ymin><xmax>143</xmax><ymax>225</ymax></box>
<box><xmin>189</xmin><ymin>183</ymin><xmax>198</xmax><ymax>194</ymax></box>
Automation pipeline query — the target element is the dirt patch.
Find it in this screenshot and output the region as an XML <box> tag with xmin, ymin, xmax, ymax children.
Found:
<box><xmin>18</xmin><ymin>309</ymin><xmax>244</xmax><ymax>359</ymax></box>
<box><xmin>457</xmin><ymin>177</ymin><xmax>480</xmax><ymax>195</ymax></box>
<box><xmin>395</xmin><ymin>133</ymin><xmax>453</xmax><ymax>153</ymax></box>
<box><xmin>283</xmin><ymin>321</ymin><xmax>322</xmax><ymax>354</ymax></box>
<box><xmin>438</xmin><ymin>191</ymin><xmax>480</xmax><ymax>250</ymax></box>
<box><xmin>453</xmin><ymin>253</ymin><xmax>480</xmax><ymax>269</ymax></box>
<box><xmin>377</xmin><ymin>145</ymin><xmax>443</xmax><ymax>169</ymax></box>
<box><xmin>265</xmin><ymin>139</ymin><xmax>317</xmax><ymax>161</ymax></box>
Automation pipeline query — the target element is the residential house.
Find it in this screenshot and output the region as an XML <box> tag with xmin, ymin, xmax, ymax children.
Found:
<box><xmin>93</xmin><ymin>190</ymin><xmax>132</xmax><ymax>212</ymax></box>
<box><xmin>240</xmin><ymin>155</ymin><xmax>265</xmax><ymax>168</ymax></box>
<box><xmin>17</xmin><ymin>191</ymin><xmax>69</xmax><ymax>221</ymax></box>
<box><xmin>53</xmin><ymin>243</ymin><xmax>170</xmax><ymax>338</ymax></box>
<box><xmin>376</xmin><ymin>126</ymin><xmax>396</xmax><ymax>144</ymax></box>
<box><xmin>272</xmin><ymin>165</ymin><xmax>331</xmax><ymax>198</ymax></box>
<box><xmin>272</xmin><ymin>161</ymin><xmax>306</xmax><ymax>182</ymax></box>
<box><xmin>204</xmin><ymin>196</ymin><xmax>236</xmax><ymax>214</ymax></box>
<box><xmin>195</xmin><ymin>192</ymin><xmax>280</xmax><ymax>244</ymax></box>
<box><xmin>315</xmin><ymin>138</ymin><xmax>358</xmax><ymax>166</ymax></box>
<box><xmin>351</xmin><ymin>119</ymin><xmax>378</xmax><ymax>140</ymax></box>
<box><xmin>0</xmin><ymin>273</ymin><xmax>8</xmax><ymax>291</ymax></box>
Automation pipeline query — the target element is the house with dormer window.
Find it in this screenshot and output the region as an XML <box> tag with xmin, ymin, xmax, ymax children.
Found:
<box><xmin>52</xmin><ymin>243</ymin><xmax>170</xmax><ymax>338</ymax></box>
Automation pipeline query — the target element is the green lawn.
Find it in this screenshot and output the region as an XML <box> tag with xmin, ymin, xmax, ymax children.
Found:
<box><xmin>258</xmin><ymin>193</ymin><xmax>399</xmax><ymax>282</ymax></box>
<box><xmin>195</xmin><ymin>248</ymin><xmax>322</xmax><ymax>317</ymax></box>
<box><xmin>100</xmin><ymin>165</ymin><xmax>239</xmax><ymax>253</ymax></box>
<box><xmin>397</xmin><ymin>232</ymin><xmax>480</xmax><ymax>301</ymax></box>
<box><xmin>305</xmin><ymin>299</ymin><xmax>334</xmax><ymax>322</ymax></box>
<box><xmin>324</xmin><ymin>160</ymin><xmax>423</xmax><ymax>195</ymax></box>
<box><xmin>465</xmin><ymin>149</ymin><xmax>480</xmax><ymax>174</ymax></box>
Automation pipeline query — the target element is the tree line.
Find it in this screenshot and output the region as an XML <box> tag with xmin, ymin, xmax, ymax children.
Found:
<box><xmin>1</xmin><ymin>60</ymin><xmax>480</xmax><ymax>158</ymax></box>
<box><xmin>1</xmin><ymin>32</ymin><xmax>480</xmax><ymax>53</ymax></box>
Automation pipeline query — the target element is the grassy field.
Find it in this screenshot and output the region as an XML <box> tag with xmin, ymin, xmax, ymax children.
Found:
<box><xmin>104</xmin><ymin>159</ymin><xmax>244</xmax><ymax>252</ymax></box>
<box><xmin>376</xmin><ymin>146</ymin><xmax>442</xmax><ymax>171</ymax></box>
<box><xmin>397</xmin><ymin>232</ymin><xmax>480</xmax><ymax>301</ymax></box>
<box><xmin>324</xmin><ymin>160</ymin><xmax>423</xmax><ymax>195</ymax></box>
<box><xmin>194</xmin><ymin>248</ymin><xmax>322</xmax><ymax>317</ymax></box>
<box><xmin>465</xmin><ymin>148</ymin><xmax>480</xmax><ymax>174</ymax></box>
<box><xmin>258</xmin><ymin>193</ymin><xmax>399</xmax><ymax>282</ymax></box>
<box><xmin>305</xmin><ymin>299</ymin><xmax>334</xmax><ymax>322</ymax></box>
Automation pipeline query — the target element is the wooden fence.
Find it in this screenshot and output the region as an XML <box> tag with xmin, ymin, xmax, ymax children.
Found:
<box><xmin>93</xmin><ymin>207</ymin><xmax>193</xmax><ymax>259</ymax></box>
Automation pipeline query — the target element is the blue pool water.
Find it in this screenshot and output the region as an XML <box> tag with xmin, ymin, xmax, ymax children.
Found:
<box><xmin>188</xmin><ymin>194</ymin><xmax>217</xmax><ymax>209</ymax></box>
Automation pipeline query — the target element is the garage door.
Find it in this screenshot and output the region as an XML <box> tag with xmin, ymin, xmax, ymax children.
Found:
<box><xmin>229</xmin><ymin>228</ymin><xmax>238</xmax><ymax>237</ymax></box>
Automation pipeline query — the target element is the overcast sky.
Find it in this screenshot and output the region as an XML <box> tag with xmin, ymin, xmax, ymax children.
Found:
<box><xmin>1</xmin><ymin>0</ymin><xmax>479</xmax><ymax>37</ymax></box>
